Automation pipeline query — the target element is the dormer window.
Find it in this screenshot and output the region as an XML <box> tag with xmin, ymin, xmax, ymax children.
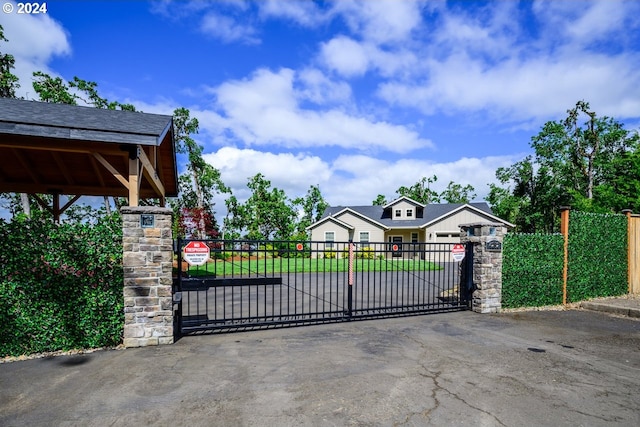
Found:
<box><xmin>395</xmin><ymin>209</ymin><xmax>402</xmax><ymax>217</ymax></box>
<box><xmin>406</xmin><ymin>209</ymin><xmax>413</xmax><ymax>217</ymax></box>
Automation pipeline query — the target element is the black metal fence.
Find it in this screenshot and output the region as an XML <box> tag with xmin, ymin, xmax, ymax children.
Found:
<box><xmin>173</xmin><ymin>239</ymin><xmax>472</xmax><ymax>335</ymax></box>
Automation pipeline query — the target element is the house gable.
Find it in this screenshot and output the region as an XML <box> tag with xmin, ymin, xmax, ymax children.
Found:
<box><xmin>421</xmin><ymin>204</ymin><xmax>515</xmax><ymax>231</ymax></box>
<box><xmin>382</xmin><ymin>196</ymin><xmax>425</xmax><ymax>221</ymax></box>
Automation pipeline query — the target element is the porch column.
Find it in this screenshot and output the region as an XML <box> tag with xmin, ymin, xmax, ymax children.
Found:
<box><xmin>121</xmin><ymin>206</ymin><xmax>174</xmax><ymax>347</ymax></box>
<box><xmin>459</xmin><ymin>222</ymin><xmax>507</xmax><ymax>313</ymax></box>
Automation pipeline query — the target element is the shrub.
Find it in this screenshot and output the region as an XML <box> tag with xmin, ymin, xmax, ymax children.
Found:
<box><xmin>0</xmin><ymin>213</ymin><xmax>124</xmax><ymax>357</ymax></box>
<box><xmin>323</xmin><ymin>250</ymin><xmax>336</xmax><ymax>259</ymax></box>
<box><xmin>502</xmin><ymin>233</ymin><xmax>564</xmax><ymax>308</ymax></box>
<box><xmin>567</xmin><ymin>211</ymin><xmax>627</xmax><ymax>302</ymax></box>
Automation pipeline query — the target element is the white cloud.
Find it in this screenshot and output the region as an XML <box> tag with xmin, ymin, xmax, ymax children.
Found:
<box><xmin>378</xmin><ymin>49</ymin><xmax>640</xmax><ymax>122</ymax></box>
<box><xmin>259</xmin><ymin>0</ymin><xmax>329</xmax><ymax>27</ymax></box>
<box><xmin>296</xmin><ymin>68</ymin><xmax>352</xmax><ymax>105</ymax></box>
<box><xmin>0</xmin><ymin>3</ymin><xmax>70</xmax><ymax>98</ymax></box>
<box><xmin>320</xmin><ymin>36</ymin><xmax>370</xmax><ymax>77</ymax></box>
<box><xmin>203</xmin><ymin>147</ymin><xmax>331</xmax><ymax>208</ymax></box>
<box><xmin>331</xmin><ymin>0</ymin><xmax>425</xmax><ymax>45</ymax></box>
<box><xmin>202</xmin><ymin>147</ymin><xmax>521</xmax><ymax>210</ymax></box>
<box><xmin>209</xmin><ymin>67</ymin><xmax>433</xmax><ymax>153</ymax></box>
<box><xmin>200</xmin><ymin>11</ymin><xmax>259</xmax><ymax>45</ymax></box>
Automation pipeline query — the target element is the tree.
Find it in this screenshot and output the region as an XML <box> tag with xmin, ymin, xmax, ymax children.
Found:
<box><xmin>171</xmin><ymin>107</ymin><xmax>229</xmax><ymax>238</ymax></box>
<box><xmin>292</xmin><ymin>185</ymin><xmax>328</xmax><ymax>237</ymax></box>
<box><xmin>0</xmin><ymin>25</ymin><xmax>19</xmax><ymax>98</ymax></box>
<box><xmin>225</xmin><ymin>173</ymin><xmax>297</xmax><ymax>240</ymax></box>
<box><xmin>0</xmin><ymin>26</ymin><xmax>29</xmax><ymax>216</ymax></box>
<box><xmin>372</xmin><ymin>194</ymin><xmax>387</xmax><ymax>206</ymax></box>
<box><xmin>440</xmin><ymin>181</ymin><xmax>476</xmax><ymax>204</ymax></box>
<box><xmin>489</xmin><ymin>101</ymin><xmax>640</xmax><ymax>232</ymax></box>
<box><xmin>396</xmin><ymin>175</ymin><xmax>440</xmax><ymax>204</ymax></box>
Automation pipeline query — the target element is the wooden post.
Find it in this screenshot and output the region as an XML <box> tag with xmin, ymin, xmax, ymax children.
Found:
<box><xmin>560</xmin><ymin>207</ymin><xmax>570</xmax><ymax>305</ymax></box>
<box><xmin>622</xmin><ymin>209</ymin><xmax>633</xmax><ymax>294</ymax></box>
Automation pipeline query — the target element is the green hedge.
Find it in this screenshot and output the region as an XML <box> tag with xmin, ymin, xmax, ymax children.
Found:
<box><xmin>502</xmin><ymin>233</ymin><xmax>564</xmax><ymax>308</ymax></box>
<box><xmin>567</xmin><ymin>211</ymin><xmax>627</xmax><ymax>302</ymax></box>
<box><xmin>0</xmin><ymin>213</ymin><xmax>123</xmax><ymax>357</ymax></box>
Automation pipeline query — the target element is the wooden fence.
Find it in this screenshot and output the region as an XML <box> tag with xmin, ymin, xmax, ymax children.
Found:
<box><xmin>626</xmin><ymin>211</ymin><xmax>640</xmax><ymax>294</ymax></box>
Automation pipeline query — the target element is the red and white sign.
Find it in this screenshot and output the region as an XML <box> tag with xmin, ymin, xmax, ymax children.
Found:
<box><xmin>183</xmin><ymin>241</ymin><xmax>210</xmax><ymax>266</ymax></box>
<box><xmin>451</xmin><ymin>244</ymin><xmax>465</xmax><ymax>262</ymax></box>
<box><xmin>296</xmin><ymin>243</ymin><xmax>304</xmax><ymax>251</ymax></box>
<box><xmin>392</xmin><ymin>244</ymin><xmax>399</xmax><ymax>251</ymax></box>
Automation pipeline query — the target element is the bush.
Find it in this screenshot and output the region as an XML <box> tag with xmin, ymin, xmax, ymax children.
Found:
<box><xmin>502</xmin><ymin>233</ymin><xmax>564</xmax><ymax>308</ymax></box>
<box><xmin>567</xmin><ymin>211</ymin><xmax>627</xmax><ymax>302</ymax></box>
<box><xmin>323</xmin><ymin>250</ymin><xmax>336</xmax><ymax>259</ymax></box>
<box><xmin>0</xmin><ymin>213</ymin><xmax>124</xmax><ymax>357</ymax></box>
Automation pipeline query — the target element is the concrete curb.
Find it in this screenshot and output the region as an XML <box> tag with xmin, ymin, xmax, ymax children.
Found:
<box><xmin>581</xmin><ymin>301</ymin><xmax>640</xmax><ymax>318</ymax></box>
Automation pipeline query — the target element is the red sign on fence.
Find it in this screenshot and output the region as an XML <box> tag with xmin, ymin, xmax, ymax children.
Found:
<box><xmin>183</xmin><ymin>241</ymin><xmax>210</xmax><ymax>266</ymax></box>
<box><xmin>451</xmin><ymin>244</ymin><xmax>465</xmax><ymax>262</ymax></box>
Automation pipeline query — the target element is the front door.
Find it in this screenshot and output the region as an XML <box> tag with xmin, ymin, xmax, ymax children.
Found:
<box><xmin>391</xmin><ymin>236</ymin><xmax>402</xmax><ymax>258</ymax></box>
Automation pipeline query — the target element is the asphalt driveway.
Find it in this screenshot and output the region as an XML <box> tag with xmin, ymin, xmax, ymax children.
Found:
<box><xmin>1</xmin><ymin>309</ymin><xmax>639</xmax><ymax>426</ymax></box>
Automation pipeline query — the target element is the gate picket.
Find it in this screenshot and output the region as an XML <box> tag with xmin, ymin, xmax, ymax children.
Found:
<box><xmin>173</xmin><ymin>239</ymin><xmax>470</xmax><ymax>335</ymax></box>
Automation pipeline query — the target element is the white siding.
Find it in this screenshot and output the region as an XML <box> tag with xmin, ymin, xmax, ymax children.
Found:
<box><xmin>334</xmin><ymin>211</ymin><xmax>385</xmax><ymax>242</ymax></box>
<box><xmin>388</xmin><ymin>200</ymin><xmax>418</xmax><ymax>220</ymax></box>
<box><xmin>427</xmin><ymin>208</ymin><xmax>496</xmax><ymax>243</ymax></box>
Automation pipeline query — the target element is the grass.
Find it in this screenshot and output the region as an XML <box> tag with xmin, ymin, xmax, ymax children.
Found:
<box><xmin>180</xmin><ymin>257</ymin><xmax>443</xmax><ymax>277</ymax></box>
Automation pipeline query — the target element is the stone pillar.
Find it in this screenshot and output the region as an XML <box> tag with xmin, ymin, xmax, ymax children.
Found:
<box><xmin>121</xmin><ymin>206</ymin><xmax>174</xmax><ymax>347</ymax></box>
<box><xmin>459</xmin><ymin>222</ymin><xmax>507</xmax><ymax>313</ymax></box>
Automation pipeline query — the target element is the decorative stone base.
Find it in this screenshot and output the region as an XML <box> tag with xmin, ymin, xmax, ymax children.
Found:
<box><xmin>459</xmin><ymin>222</ymin><xmax>506</xmax><ymax>314</ymax></box>
<box><xmin>121</xmin><ymin>206</ymin><xmax>174</xmax><ymax>347</ymax></box>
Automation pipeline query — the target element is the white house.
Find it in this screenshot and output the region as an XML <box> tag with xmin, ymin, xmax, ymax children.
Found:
<box><xmin>307</xmin><ymin>196</ymin><xmax>513</xmax><ymax>258</ymax></box>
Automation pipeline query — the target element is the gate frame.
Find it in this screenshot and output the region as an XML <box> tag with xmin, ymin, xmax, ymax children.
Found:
<box><xmin>172</xmin><ymin>238</ymin><xmax>474</xmax><ymax>336</ymax></box>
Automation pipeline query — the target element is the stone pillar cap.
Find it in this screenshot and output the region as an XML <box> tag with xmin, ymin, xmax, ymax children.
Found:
<box><xmin>121</xmin><ymin>206</ymin><xmax>173</xmax><ymax>214</ymax></box>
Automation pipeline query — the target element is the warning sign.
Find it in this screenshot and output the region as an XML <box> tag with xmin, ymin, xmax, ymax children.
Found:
<box><xmin>183</xmin><ymin>241</ymin><xmax>210</xmax><ymax>266</ymax></box>
<box><xmin>451</xmin><ymin>244</ymin><xmax>465</xmax><ymax>262</ymax></box>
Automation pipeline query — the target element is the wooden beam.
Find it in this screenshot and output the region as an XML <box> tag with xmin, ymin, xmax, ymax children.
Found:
<box><xmin>32</xmin><ymin>194</ymin><xmax>52</xmax><ymax>214</ymax></box>
<box><xmin>0</xmin><ymin>140</ymin><xmax>127</xmax><ymax>157</ymax></box>
<box><xmin>137</xmin><ymin>145</ymin><xmax>166</xmax><ymax>198</ymax></box>
<box><xmin>51</xmin><ymin>152</ymin><xmax>75</xmax><ymax>185</ymax></box>
<box><xmin>60</xmin><ymin>194</ymin><xmax>82</xmax><ymax>213</ymax></box>
<box><xmin>12</xmin><ymin>148</ymin><xmax>41</xmax><ymax>184</ymax></box>
<box><xmin>89</xmin><ymin>155</ymin><xmax>107</xmax><ymax>188</ymax></box>
<box><xmin>93</xmin><ymin>153</ymin><xmax>130</xmax><ymax>189</ymax></box>
<box><xmin>0</xmin><ymin>182</ymin><xmax>160</xmax><ymax>198</ymax></box>
<box><xmin>129</xmin><ymin>157</ymin><xmax>139</xmax><ymax>207</ymax></box>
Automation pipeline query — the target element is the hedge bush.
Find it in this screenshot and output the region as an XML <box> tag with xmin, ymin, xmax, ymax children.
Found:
<box><xmin>567</xmin><ymin>211</ymin><xmax>627</xmax><ymax>302</ymax></box>
<box><xmin>0</xmin><ymin>213</ymin><xmax>123</xmax><ymax>357</ymax></box>
<box><xmin>502</xmin><ymin>233</ymin><xmax>564</xmax><ymax>308</ymax></box>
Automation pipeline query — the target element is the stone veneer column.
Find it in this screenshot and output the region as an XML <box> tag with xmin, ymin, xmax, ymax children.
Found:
<box><xmin>459</xmin><ymin>222</ymin><xmax>507</xmax><ymax>313</ymax></box>
<box><xmin>121</xmin><ymin>206</ymin><xmax>174</xmax><ymax>347</ymax></box>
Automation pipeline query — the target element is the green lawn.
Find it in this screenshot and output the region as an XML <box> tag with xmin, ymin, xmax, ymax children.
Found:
<box><xmin>180</xmin><ymin>257</ymin><xmax>443</xmax><ymax>277</ymax></box>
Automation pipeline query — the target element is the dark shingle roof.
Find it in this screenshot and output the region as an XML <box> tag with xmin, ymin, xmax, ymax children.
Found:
<box><xmin>321</xmin><ymin>202</ymin><xmax>496</xmax><ymax>228</ymax></box>
<box><xmin>0</xmin><ymin>97</ymin><xmax>172</xmax><ymax>145</ymax></box>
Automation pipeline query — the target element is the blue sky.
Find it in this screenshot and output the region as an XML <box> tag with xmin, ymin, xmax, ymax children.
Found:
<box><xmin>2</xmin><ymin>0</ymin><xmax>640</xmax><ymax>210</ymax></box>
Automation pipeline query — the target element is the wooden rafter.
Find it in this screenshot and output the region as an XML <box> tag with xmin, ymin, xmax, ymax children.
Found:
<box><xmin>93</xmin><ymin>153</ymin><xmax>130</xmax><ymax>190</ymax></box>
<box><xmin>12</xmin><ymin>148</ymin><xmax>41</xmax><ymax>184</ymax></box>
<box><xmin>51</xmin><ymin>152</ymin><xmax>75</xmax><ymax>185</ymax></box>
<box><xmin>137</xmin><ymin>145</ymin><xmax>166</xmax><ymax>198</ymax></box>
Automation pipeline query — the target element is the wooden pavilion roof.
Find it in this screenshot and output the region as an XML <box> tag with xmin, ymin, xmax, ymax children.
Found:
<box><xmin>0</xmin><ymin>98</ymin><xmax>178</xmax><ymax>207</ymax></box>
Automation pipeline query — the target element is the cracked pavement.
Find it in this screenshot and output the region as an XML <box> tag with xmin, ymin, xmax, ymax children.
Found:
<box><xmin>1</xmin><ymin>309</ymin><xmax>639</xmax><ymax>426</ymax></box>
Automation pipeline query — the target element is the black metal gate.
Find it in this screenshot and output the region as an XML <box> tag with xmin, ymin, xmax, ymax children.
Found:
<box><xmin>173</xmin><ymin>239</ymin><xmax>473</xmax><ymax>335</ymax></box>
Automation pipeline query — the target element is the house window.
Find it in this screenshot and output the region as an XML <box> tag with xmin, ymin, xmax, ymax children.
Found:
<box><xmin>395</xmin><ymin>209</ymin><xmax>402</xmax><ymax>217</ymax></box>
<box><xmin>411</xmin><ymin>232</ymin><xmax>418</xmax><ymax>243</ymax></box>
<box><xmin>406</xmin><ymin>209</ymin><xmax>413</xmax><ymax>217</ymax></box>
<box><xmin>325</xmin><ymin>231</ymin><xmax>335</xmax><ymax>249</ymax></box>
<box><xmin>359</xmin><ymin>231</ymin><xmax>370</xmax><ymax>245</ymax></box>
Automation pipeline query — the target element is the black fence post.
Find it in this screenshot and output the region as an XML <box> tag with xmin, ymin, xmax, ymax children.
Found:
<box><xmin>461</xmin><ymin>242</ymin><xmax>474</xmax><ymax>306</ymax></box>
<box><xmin>174</xmin><ymin>238</ymin><xmax>183</xmax><ymax>339</ymax></box>
<box><xmin>347</xmin><ymin>240</ymin><xmax>354</xmax><ymax>317</ymax></box>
